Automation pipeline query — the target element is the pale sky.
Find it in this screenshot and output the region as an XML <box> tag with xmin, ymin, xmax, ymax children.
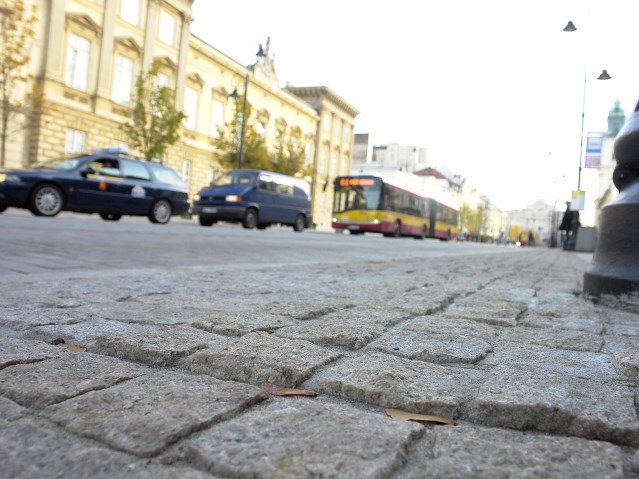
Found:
<box><xmin>190</xmin><ymin>0</ymin><xmax>639</xmax><ymax>212</ymax></box>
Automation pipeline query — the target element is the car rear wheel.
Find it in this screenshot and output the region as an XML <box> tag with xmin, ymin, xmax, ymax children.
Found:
<box><xmin>100</xmin><ymin>213</ymin><xmax>122</xmax><ymax>221</ymax></box>
<box><xmin>198</xmin><ymin>216</ymin><xmax>215</xmax><ymax>227</ymax></box>
<box><xmin>149</xmin><ymin>199</ymin><xmax>172</xmax><ymax>224</ymax></box>
<box><xmin>29</xmin><ymin>183</ymin><xmax>63</xmax><ymax>217</ymax></box>
<box><xmin>293</xmin><ymin>214</ymin><xmax>306</xmax><ymax>232</ymax></box>
<box><xmin>242</xmin><ymin>208</ymin><xmax>258</xmax><ymax>229</ymax></box>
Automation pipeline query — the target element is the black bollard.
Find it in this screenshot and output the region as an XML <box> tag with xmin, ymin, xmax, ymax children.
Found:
<box><xmin>583</xmin><ymin>100</ymin><xmax>639</xmax><ymax>297</ymax></box>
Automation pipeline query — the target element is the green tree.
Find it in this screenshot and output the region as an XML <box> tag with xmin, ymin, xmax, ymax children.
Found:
<box><xmin>120</xmin><ymin>61</ymin><xmax>186</xmax><ymax>161</ymax></box>
<box><xmin>212</xmin><ymin>98</ymin><xmax>271</xmax><ymax>171</ymax></box>
<box><xmin>0</xmin><ymin>0</ymin><xmax>38</xmax><ymax>168</ymax></box>
<box><xmin>272</xmin><ymin>126</ymin><xmax>310</xmax><ymax>176</ymax></box>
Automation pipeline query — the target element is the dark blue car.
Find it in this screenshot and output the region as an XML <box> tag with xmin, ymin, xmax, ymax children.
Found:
<box><xmin>0</xmin><ymin>149</ymin><xmax>189</xmax><ymax>224</ymax></box>
<box><xmin>192</xmin><ymin>169</ymin><xmax>312</xmax><ymax>231</ymax></box>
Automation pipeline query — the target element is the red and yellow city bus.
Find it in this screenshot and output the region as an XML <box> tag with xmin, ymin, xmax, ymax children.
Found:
<box><xmin>332</xmin><ymin>174</ymin><xmax>458</xmax><ymax>240</ymax></box>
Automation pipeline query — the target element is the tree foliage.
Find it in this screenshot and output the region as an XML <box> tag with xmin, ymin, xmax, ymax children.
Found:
<box><xmin>212</xmin><ymin>98</ymin><xmax>271</xmax><ymax>171</ymax></box>
<box><xmin>0</xmin><ymin>0</ymin><xmax>39</xmax><ymax>168</ymax></box>
<box><xmin>459</xmin><ymin>204</ymin><xmax>487</xmax><ymax>235</ymax></box>
<box><xmin>120</xmin><ymin>61</ymin><xmax>186</xmax><ymax>161</ymax></box>
<box><xmin>272</xmin><ymin>126</ymin><xmax>311</xmax><ymax>177</ymax></box>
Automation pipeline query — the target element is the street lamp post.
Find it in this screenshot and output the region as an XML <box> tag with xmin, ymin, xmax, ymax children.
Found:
<box><xmin>562</xmin><ymin>21</ymin><xmax>611</xmax><ymax>250</ymax></box>
<box><xmin>229</xmin><ymin>46</ymin><xmax>265</xmax><ymax>170</ymax></box>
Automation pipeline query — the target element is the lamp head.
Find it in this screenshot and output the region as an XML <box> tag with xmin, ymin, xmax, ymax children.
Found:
<box><xmin>229</xmin><ymin>88</ymin><xmax>240</xmax><ymax>100</ymax></box>
<box><xmin>597</xmin><ymin>70</ymin><xmax>612</xmax><ymax>80</ymax></box>
<box><xmin>563</xmin><ymin>21</ymin><xmax>577</xmax><ymax>32</ymax></box>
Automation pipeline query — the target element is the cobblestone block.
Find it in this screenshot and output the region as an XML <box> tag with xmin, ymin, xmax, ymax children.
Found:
<box><xmin>481</xmin><ymin>344</ymin><xmax>619</xmax><ymax>382</ymax></box>
<box><xmin>604</xmin><ymin>335</ymin><xmax>639</xmax><ymax>381</ymax></box>
<box><xmin>23</xmin><ymin>319</ymin><xmax>146</xmax><ymax>348</ymax></box>
<box><xmin>0</xmin><ymin>337</ymin><xmax>61</xmax><ymax>369</ymax></box>
<box><xmin>190</xmin><ymin>332</ymin><xmax>340</xmax><ymax>387</ymax></box>
<box><xmin>0</xmin><ymin>306</ymin><xmax>86</xmax><ymax>331</ymax></box>
<box><xmin>1</xmin><ymin>413</ymin><xmax>217</xmax><ymax>478</ymax></box>
<box><xmin>0</xmin><ymin>352</ymin><xmax>148</xmax><ymax>408</ymax></box>
<box><xmin>273</xmin><ymin>307</ymin><xmax>406</xmax><ymax>350</ymax></box>
<box><xmin>441</xmin><ymin>300</ymin><xmax>524</xmax><ymax>327</ymax></box>
<box><xmin>310</xmin><ymin>351</ymin><xmax>481</xmax><ymax>418</ymax></box>
<box><xmin>396</xmin><ymin>422</ymin><xmax>624</xmax><ymax>478</ymax></box>
<box><xmin>468</xmin><ymin>366</ymin><xmax>639</xmax><ymax>446</ymax></box>
<box><xmin>185</xmin><ymin>397</ymin><xmax>422</xmax><ymax>479</ymax></box>
<box><xmin>499</xmin><ymin>325</ymin><xmax>603</xmax><ymax>352</ymax></box>
<box><xmin>93</xmin><ymin>326</ymin><xmax>228</xmax><ymax>366</ymax></box>
<box><xmin>78</xmin><ymin>302</ymin><xmax>213</xmax><ymax>325</ymax></box>
<box><xmin>365</xmin><ymin>315</ymin><xmax>496</xmax><ymax>364</ymax></box>
<box><xmin>606</xmin><ymin>311</ymin><xmax>639</xmax><ymax>337</ymax></box>
<box><xmin>519</xmin><ymin>314</ymin><xmax>604</xmax><ymax>334</ymax></box>
<box><xmin>192</xmin><ymin>311</ymin><xmax>296</xmax><ymax>336</ymax></box>
<box><xmin>45</xmin><ymin>371</ymin><xmax>267</xmax><ymax>457</ymax></box>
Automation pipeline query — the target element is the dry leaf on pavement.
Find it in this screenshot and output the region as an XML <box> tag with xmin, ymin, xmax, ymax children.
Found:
<box><xmin>385</xmin><ymin>408</ymin><xmax>456</xmax><ymax>425</ymax></box>
<box><xmin>261</xmin><ymin>383</ymin><xmax>318</xmax><ymax>397</ymax></box>
<box><xmin>57</xmin><ymin>343</ymin><xmax>87</xmax><ymax>353</ymax></box>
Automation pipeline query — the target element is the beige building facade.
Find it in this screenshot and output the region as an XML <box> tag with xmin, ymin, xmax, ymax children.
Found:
<box><xmin>6</xmin><ymin>0</ymin><xmax>357</xmax><ymax>229</ymax></box>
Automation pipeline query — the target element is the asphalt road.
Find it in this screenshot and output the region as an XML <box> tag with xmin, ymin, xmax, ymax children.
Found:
<box><xmin>0</xmin><ymin>209</ymin><xmax>517</xmax><ymax>278</ymax></box>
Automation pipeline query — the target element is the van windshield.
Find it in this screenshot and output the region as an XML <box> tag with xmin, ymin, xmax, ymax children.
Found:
<box><xmin>213</xmin><ymin>171</ymin><xmax>258</xmax><ymax>187</ymax></box>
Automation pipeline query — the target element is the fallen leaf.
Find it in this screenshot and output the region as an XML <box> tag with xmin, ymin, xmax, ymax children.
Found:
<box><xmin>385</xmin><ymin>408</ymin><xmax>456</xmax><ymax>426</ymax></box>
<box><xmin>261</xmin><ymin>384</ymin><xmax>318</xmax><ymax>397</ymax></box>
<box><xmin>57</xmin><ymin>343</ymin><xmax>87</xmax><ymax>353</ymax></box>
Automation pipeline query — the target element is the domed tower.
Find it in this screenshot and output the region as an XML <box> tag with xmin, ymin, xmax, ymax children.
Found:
<box><xmin>607</xmin><ymin>100</ymin><xmax>625</xmax><ymax>137</ymax></box>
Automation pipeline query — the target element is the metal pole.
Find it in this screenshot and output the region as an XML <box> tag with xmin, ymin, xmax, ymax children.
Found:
<box><xmin>577</xmin><ymin>66</ymin><xmax>587</xmax><ymax>191</ymax></box>
<box><xmin>238</xmin><ymin>73</ymin><xmax>249</xmax><ymax>169</ymax></box>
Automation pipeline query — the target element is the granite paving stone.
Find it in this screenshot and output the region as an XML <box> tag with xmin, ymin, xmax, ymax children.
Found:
<box><xmin>45</xmin><ymin>371</ymin><xmax>267</xmax><ymax>457</ymax></box>
<box><xmin>365</xmin><ymin>315</ymin><xmax>497</xmax><ymax>364</ymax></box>
<box><xmin>192</xmin><ymin>311</ymin><xmax>297</xmax><ymax>336</ymax></box>
<box><xmin>0</xmin><ymin>352</ymin><xmax>148</xmax><ymax>408</ymax></box>
<box><xmin>309</xmin><ymin>351</ymin><xmax>481</xmax><ymax>418</ymax></box>
<box><xmin>273</xmin><ymin>306</ymin><xmax>407</xmax><ymax>350</ymax></box>
<box><xmin>0</xmin><ymin>336</ymin><xmax>62</xmax><ymax>369</ymax></box>
<box><xmin>498</xmin><ymin>325</ymin><xmax>603</xmax><ymax>352</ymax></box>
<box><xmin>468</xmin><ymin>365</ymin><xmax>639</xmax><ymax>446</ymax></box>
<box><xmin>603</xmin><ymin>335</ymin><xmax>639</xmax><ymax>381</ymax></box>
<box><xmin>0</xmin><ymin>305</ymin><xmax>88</xmax><ymax>331</ymax></box>
<box><xmin>441</xmin><ymin>299</ymin><xmax>526</xmax><ymax>327</ymax></box>
<box><xmin>22</xmin><ymin>319</ymin><xmax>147</xmax><ymax>348</ymax></box>
<box><xmin>93</xmin><ymin>326</ymin><xmax>229</xmax><ymax>366</ymax></box>
<box><xmin>185</xmin><ymin>397</ymin><xmax>423</xmax><ymax>479</ymax></box>
<box><xmin>518</xmin><ymin>313</ymin><xmax>605</xmax><ymax>334</ymax></box>
<box><xmin>395</xmin><ymin>422</ymin><xmax>625</xmax><ymax>479</ymax></box>
<box><xmin>1</xmin><ymin>412</ymin><xmax>218</xmax><ymax>478</ymax></box>
<box><xmin>190</xmin><ymin>331</ymin><xmax>341</xmax><ymax>387</ymax></box>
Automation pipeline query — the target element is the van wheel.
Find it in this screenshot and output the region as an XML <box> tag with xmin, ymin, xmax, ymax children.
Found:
<box><xmin>199</xmin><ymin>216</ymin><xmax>214</xmax><ymax>227</ymax></box>
<box><xmin>293</xmin><ymin>214</ymin><xmax>306</xmax><ymax>232</ymax></box>
<box><xmin>242</xmin><ymin>208</ymin><xmax>258</xmax><ymax>229</ymax></box>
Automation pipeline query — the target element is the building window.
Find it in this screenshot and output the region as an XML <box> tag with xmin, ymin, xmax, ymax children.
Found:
<box><xmin>65</xmin><ymin>129</ymin><xmax>86</xmax><ymax>154</ymax></box>
<box><xmin>333</xmin><ymin>119</ymin><xmax>341</xmax><ymax>140</ymax></box>
<box><xmin>322</xmin><ymin>114</ymin><xmax>331</xmax><ymax>133</ymax></box>
<box><xmin>319</xmin><ymin>147</ymin><xmax>328</xmax><ymax>175</ymax></box>
<box><xmin>120</xmin><ymin>0</ymin><xmax>139</xmax><ymax>25</ymax></box>
<box><xmin>330</xmin><ymin>152</ymin><xmax>338</xmax><ymax>176</ymax></box>
<box><xmin>65</xmin><ymin>33</ymin><xmax>91</xmax><ymax>91</ymax></box>
<box><xmin>184</xmin><ymin>87</ymin><xmax>198</xmax><ymax>130</ymax></box>
<box><xmin>256</xmin><ymin>122</ymin><xmax>266</xmax><ymax>137</ymax></box>
<box><xmin>210</xmin><ymin>100</ymin><xmax>225</xmax><ymax>137</ymax></box>
<box><xmin>156</xmin><ymin>73</ymin><xmax>170</xmax><ymax>88</ymax></box>
<box><xmin>343</xmin><ymin>125</ymin><xmax>351</xmax><ymax>144</ymax></box>
<box><xmin>158</xmin><ymin>11</ymin><xmax>176</xmax><ymax>45</ymax></box>
<box><xmin>112</xmin><ymin>55</ymin><xmax>134</xmax><ymax>105</ymax></box>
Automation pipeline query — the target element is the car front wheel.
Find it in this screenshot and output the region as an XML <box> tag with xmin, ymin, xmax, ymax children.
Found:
<box><xmin>0</xmin><ymin>205</ymin><xmax>7</xmax><ymax>213</ymax></box>
<box><xmin>29</xmin><ymin>183</ymin><xmax>64</xmax><ymax>217</ymax></box>
<box><xmin>293</xmin><ymin>214</ymin><xmax>306</xmax><ymax>232</ymax></box>
<box><xmin>149</xmin><ymin>199</ymin><xmax>172</xmax><ymax>224</ymax></box>
<box><xmin>242</xmin><ymin>208</ymin><xmax>258</xmax><ymax>229</ymax></box>
<box><xmin>100</xmin><ymin>213</ymin><xmax>122</xmax><ymax>221</ymax></box>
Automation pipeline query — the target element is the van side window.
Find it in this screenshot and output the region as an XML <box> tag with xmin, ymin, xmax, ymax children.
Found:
<box><xmin>276</xmin><ymin>182</ymin><xmax>294</xmax><ymax>195</ymax></box>
<box><xmin>258</xmin><ymin>175</ymin><xmax>273</xmax><ymax>191</ymax></box>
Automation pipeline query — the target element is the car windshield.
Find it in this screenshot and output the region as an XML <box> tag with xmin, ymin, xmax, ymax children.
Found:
<box><xmin>34</xmin><ymin>156</ymin><xmax>86</xmax><ymax>171</ymax></box>
<box><xmin>147</xmin><ymin>163</ymin><xmax>185</xmax><ymax>185</ymax></box>
<box><xmin>213</xmin><ymin>171</ymin><xmax>258</xmax><ymax>187</ymax></box>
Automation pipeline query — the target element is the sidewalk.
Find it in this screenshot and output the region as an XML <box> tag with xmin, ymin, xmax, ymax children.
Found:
<box><xmin>1</xmin><ymin>248</ymin><xmax>639</xmax><ymax>478</ymax></box>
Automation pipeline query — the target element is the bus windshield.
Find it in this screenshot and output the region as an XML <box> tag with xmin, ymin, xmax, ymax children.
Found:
<box><xmin>333</xmin><ymin>177</ymin><xmax>382</xmax><ymax>213</ymax></box>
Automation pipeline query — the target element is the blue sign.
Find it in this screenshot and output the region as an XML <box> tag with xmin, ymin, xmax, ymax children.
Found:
<box><xmin>585</xmin><ymin>132</ymin><xmax>604</xmax><ymax>168</ymax></box>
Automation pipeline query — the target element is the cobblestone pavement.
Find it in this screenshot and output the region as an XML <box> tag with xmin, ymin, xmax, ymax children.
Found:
<box><xmin>2</xmin><ymin>248</ymin><xmax>639</xmax><ymax>478</ymax></box>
